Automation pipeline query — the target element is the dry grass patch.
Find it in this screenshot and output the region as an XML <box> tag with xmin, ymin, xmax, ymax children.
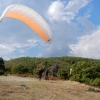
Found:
<box><xmin>0</xmin><ymin>76</ymin><xmax>100</xmax><ymax>100</ymax></box>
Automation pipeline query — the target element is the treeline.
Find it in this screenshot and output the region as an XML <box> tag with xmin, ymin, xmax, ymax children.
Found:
<box><xmin>1</xmin><ymin>56</ymin><xmax>100</xmax><ymax>87</ymax></box>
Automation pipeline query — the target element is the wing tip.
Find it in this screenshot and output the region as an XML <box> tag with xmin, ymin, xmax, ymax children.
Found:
<box><xmin>47</xmin><ymin>38</ymin><xmax>53</xmax><ymax>44</ymax></box>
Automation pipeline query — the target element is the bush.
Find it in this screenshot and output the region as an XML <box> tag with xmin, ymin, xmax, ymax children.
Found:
<box><xmin>0</xmin><ymin>58</ymin><xmax>5</xmax><ymax>71</ymax></box>
<box><xmin>11</xmin><ymin>64</ymin><xmax>28</xmax><ymax>74</ymax></box>
<box><xmin>33</xmin><ymin>69</ymin><xmax>37</xmax><ymax>75</ymax></box>
<box><xmin>92</xmin><ymin>78</ymin><xmax>100</xmax><ymax>86</ymax></box>
<box><xmin>69</xmin><ymin>74</ymin><xmax>81</xmax><ymax>82</ymax></box>
<box><xmin>84</xmin><ymin>78</ymin><xmax>91</xmax><ymax>85</ymax></box>
<box><xmin>5</xmin><ymin>68</ymin><xmax>11</xmax><ymax>74</ymax></box>
<box><xmin>57</xmin><ymin>68</ymin><xmax>68</xmax><ymax>80</ymax></box>
<box><xmin>57</xmin><ymin>66</ymin><xmax>69</xmax><ymax>80</ymax></box>
<box><xmin>0</xmin><ymin>70</ymin><xmax>4</xmax><ymax>75</ymax></box>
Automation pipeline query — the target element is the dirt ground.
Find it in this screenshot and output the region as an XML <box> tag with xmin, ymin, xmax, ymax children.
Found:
<box><xmin>0</xmin><ymin>75</ymin><xmax>100</xmax><ymax>100</ymax></box>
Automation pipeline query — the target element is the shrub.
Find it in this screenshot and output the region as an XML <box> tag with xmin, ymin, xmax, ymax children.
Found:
<box><xmin>57</xmin><ymin>67</ymin><xmax>69</xmax><ymax>80</ymax></box>
<box><xmin>0</xmin><ymin>58</ymin><xmax>5</xmax><ymax>71</ymax></box>
<box><xmin>69</xmin><ymin>74</ymin><xmax>81</xmax><ymax>82</ymax></box>
<box><xmin>92</xmin><ymin>78</ymin><xmax>100</xmax><ymax>87</ymax></box>
<box><xmin>57</xmin><ymin>70</ymin><xmax>68</xmax><ymax>80</ymax></box>
<box><xmin>11</xmin><ymin>64</ymin><xmax>28</xmax><ymax>74</ymax></box>
<box><xmin>33</xmin><ymin>69</ymin><xmax>37</xmax><ymax>75</ymax></box>
<box><xmin>0</xmin><ymin>70</ymin><xmax>4</xmax><ymax>75</ymax></box>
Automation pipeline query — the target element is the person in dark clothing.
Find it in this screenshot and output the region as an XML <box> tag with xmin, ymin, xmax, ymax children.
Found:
<box><xmin>37</xmin><ymin>68</ymin><xmax>44</xmax><ymax>81</ymax></box>
<box><xmin>45</xmin><ymin>69</ymin><xmax>49</xmax><ymax>81</ymax></box>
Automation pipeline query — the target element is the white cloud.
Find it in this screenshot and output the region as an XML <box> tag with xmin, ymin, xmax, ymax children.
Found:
<box><xmin>76</xmin><ymin>17</ymin><xmax>95</xmax><ymax>34</ymax></box>
<box><xmin>47</xmin><ymin>0</ymin><xmax>91</xmax><ymax>22</ymax></box>
<box><xmin>0</xmin><ymin>44</ymin><xmax>15</xmax><ymax>56</ymax></box>
<box><xmin>69</xmin><ymin>26</ymin><xmax>100</xmax><ymax>59</ymax></box>
<box><xmin>47</xmin><ymin>0</ymin><xmax>65</xmax><ymax>21</ymax></box>
<box><xmin>38</xmin><ymin>21</ymin><xmax>78</xmax><ymax>57</ymax></box>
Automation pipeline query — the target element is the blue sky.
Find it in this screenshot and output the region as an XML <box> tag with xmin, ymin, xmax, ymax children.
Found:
<box><xmin>0</xmin><ymin>0</ymin><xmax>100</xmax><ymax>60</ymax></box>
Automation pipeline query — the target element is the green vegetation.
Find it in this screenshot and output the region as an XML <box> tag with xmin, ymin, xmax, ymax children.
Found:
<box><xmin>0</xmin><ymin>57</ymin><xmax>5</xmax><ymax>75</ymax></box>
<box><xmin>3</xmin><ymin>56</ymin><xmax>100</xmax><ymax>87</ymax></box>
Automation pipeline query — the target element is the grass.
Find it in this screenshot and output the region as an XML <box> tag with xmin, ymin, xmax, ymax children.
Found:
<box><xmin>0</xmin><ymin>76</ymin><xmax>100</xmax><ymax>100</ymax></box>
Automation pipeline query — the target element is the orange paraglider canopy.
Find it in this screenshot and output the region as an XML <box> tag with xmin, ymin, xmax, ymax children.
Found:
<box><xmin>0</xmin><ymin>4</ymin><xmax>52</xmax><ymax>43</ymax></box>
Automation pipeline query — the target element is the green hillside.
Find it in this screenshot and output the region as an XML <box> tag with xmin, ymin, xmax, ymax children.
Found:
<box><xmin>4</xmin><ymin>56</ymin><xmax>100</xmax><ymax>87</ymax></box>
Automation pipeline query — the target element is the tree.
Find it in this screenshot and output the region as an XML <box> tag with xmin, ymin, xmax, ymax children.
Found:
<box><xmin>0</xmin><ymin>57</ymin><xmax>5</xmax><ymax>75</ymax></box>
<box><xmin>11</xmin><ymin>64</ymin><xmax>28</xmax><ymax>74</ymax></box>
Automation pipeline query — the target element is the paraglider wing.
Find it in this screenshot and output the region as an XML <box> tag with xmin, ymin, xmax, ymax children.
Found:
<box><xmin>0</xmin><ymin>4</ymin><xmax>52</xmax><ymax>43</ymax></box>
